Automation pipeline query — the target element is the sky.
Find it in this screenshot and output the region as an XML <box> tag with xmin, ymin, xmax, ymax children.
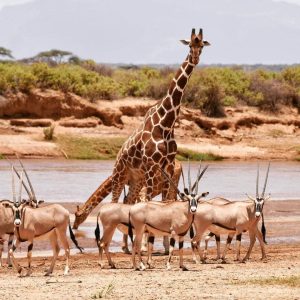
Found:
<box><xmin>0</xmin><ymin>0</ymin><xmax>300</xmax><ymax>64</ymax></box>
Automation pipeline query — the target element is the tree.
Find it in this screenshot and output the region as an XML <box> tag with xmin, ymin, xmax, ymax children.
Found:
<box><xmin>34</xmin><ymin>49</ymin><xmax>73</xmax><ymax>64</ymax></box>
<box><xmin>0</xmin><ymin>47</ymin><xmax>14</xmax><ymax>59</ymax></box>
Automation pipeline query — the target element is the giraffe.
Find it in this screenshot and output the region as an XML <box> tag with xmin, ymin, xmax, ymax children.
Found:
<box><xmin>74</xmin><ymin>28</ymin><xmax>210</xmax><ymax>252</ymax></box>
<box><xmin>111</xmin><ymin>28</ymin><xmax>210</xmax><ymax>205</ymax></box>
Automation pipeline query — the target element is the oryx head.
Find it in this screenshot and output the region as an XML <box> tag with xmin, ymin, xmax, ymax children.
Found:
<box><xmin>247</xmin><ymin>163</ymin><xmax>271</xmax><ymax>218</ymax></box>
<box><xmin>160</xmin><ymin>161</ymin><xmax>209</xmax><ymax>214</ymax></box>
<box><xmin>180</xmin><ymin>28</ymin><xmax>210</xmax><ymax>65</ymax></box>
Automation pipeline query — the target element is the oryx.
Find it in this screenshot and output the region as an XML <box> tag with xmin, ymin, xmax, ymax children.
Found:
<box><xmin>192</xmin><ymin>163</ymin><xmax>270</xmax><ymax>263</ymax></box>
<box><xmin>5</xmin><ymin>165</ymin><xmax>83</xmax><ymax>277</ymax></box>
<box><xmin>128</xmin><ymin>163</ymin><xmax>209</xmax><ymax>271</ymax></box>
<box><xmin>0</xmin><ymin>200</ymin><xmax>14</xmax><ymax>267</ymax></box>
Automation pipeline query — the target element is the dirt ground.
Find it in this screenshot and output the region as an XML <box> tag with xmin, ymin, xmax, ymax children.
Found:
<box><xmin>0</xmin><ymin>200</ymin><xmax>300</xmax><ymax>300</ymax></box>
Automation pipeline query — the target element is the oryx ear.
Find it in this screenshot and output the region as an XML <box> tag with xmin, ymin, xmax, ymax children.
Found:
<box><xmin>179</xmin><ymin>193</ymin><xmax>187</xmax><ymax>201</ymax></box>
<box><xmin>21</xmin><ymin>199</ymin><xmax>27</xmax><ymax>204</ymax></box>
<box><xmin>38</xmin><ymin>200</ymin><xmax>45</xmax><ymax>205</ymax></box>
<box><xmin>201</xmin><ymin>192</ymin><xmax>209</xmax><ymax>198</ymax></box>
<box><xmin>180</xmin><ymin>39</ymin><xmax>190</xmax><ymax>45</ymax></box>
<box><xmin>203</xmin><ymin>41</ymin><xmax>211</xmax><ymax>46</ymax></box>
<box><xmin>3</xmin><ymin>203</ymin><xmax>12</xmax><ymax>208</ymax></box>
<box><xmin>264</xmin><ymin>194</ymin><xmax>271</xmax><ymax>201</ymax></box>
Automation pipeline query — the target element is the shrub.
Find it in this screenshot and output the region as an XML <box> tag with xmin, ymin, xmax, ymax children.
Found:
<box><xmin>43</xmin><ymin>125</ymin><xmax>55</xmax><ymax>141</ymax></box>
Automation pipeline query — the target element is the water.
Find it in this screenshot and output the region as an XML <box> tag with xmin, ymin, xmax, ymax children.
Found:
<box><xmin>0</xmin><ymin>159</ymin><xmax>299</xmax><ymax>202</ymax></box>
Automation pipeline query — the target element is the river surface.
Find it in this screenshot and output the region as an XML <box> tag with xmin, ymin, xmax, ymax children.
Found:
<box><xmin>0</xmin><ymin>159</ymin><xmax>299</xmax><ymax>202</ymax></box>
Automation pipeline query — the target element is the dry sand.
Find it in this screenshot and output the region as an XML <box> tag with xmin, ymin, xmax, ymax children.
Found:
<box><xmin>0</xmin><ymin>200</ymin><xmax>299</xmax><ymax>300</ymax></box>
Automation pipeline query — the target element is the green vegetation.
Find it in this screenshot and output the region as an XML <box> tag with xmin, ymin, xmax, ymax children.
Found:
<box><xmin>0</xmin><ymin>153</ymin><xmax>4</xmax><ymax>160</ymax></box>
<box><xmin>55</xmin><ymin>135</ymin><xmax>125</xmax><ymax>159</ymax></box>
<box><xmin>0</xmin><ymin>59</ymin><xmax>299</xmax><ymax>116</ymax></box>
<box><xmin>233</xmin><ymin>275</ymin><xmax>300</xmax><ymax>288</ymax></box>
<box><xmin>176</xmin><ymin>148</ymin><xmax>223</xmax><ymax>161</ymax></box>
<box><xmin>43</xmin><ymin>125</ymin><xmax>55</xmax><ymax>141</ymax></box>
<box><xmin>90</xmin><ymin>281</ymin><xmax>115</xmax><ymax>299</ymax></box>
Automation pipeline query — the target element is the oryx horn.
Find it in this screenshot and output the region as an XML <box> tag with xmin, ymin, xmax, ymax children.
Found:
<box><xmin>261</xmin><ymin>162</ymin><xmax>271</xmax><ymax>198</ymax></box>
<box><xmin>256</xmin><ymin>164</ymin><xmax>259</xmax><ymax>199</ymax></box>
<box><xmin>181</xmin><ymin>168</ymin><xmax>188</xmax><ymax>194</ymax></box>
<box><xmin>5</xmin><ymin>157</ymin><xmax>32</xmax><ymax>200</ymax></box>
<box><xmin>17</xmin><ymin>156</ymin><xmax>37</xmax><ymax>202</ymax></box>
<box><xmin>11</xmin><ymin>166</ymin><xmax>16</xmax><ymax>204</ymax></box>
<box><xmin>18</xmin><ymin>170</ymin><xmax>23</xmax><ymax>205</ymax></box>
<box><xmin>192</xmin><ymin>165</ymin><xmax>209</xmax><ymax>194</ymax></box>
<box><xmin>159</xmin><ymin>166</ymin><xmax>182</xmax><ymax>199</ymax></box>
<box><xmin>188</xmin><ymin>159</ymin><xmax>192</xmax><ymax>194</ymax></box>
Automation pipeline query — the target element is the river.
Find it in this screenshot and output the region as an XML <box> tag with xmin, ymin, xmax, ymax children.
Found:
<box><xmin>0</xmin><ymin>159</ymin><xmax>299</xmax><ymax>201</ymax></box>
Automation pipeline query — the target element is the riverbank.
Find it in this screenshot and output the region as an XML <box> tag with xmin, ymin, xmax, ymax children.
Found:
<box><xmin>0</xmin><ymin>98</ymin><xmax>300</xmax><ymax>161</ymax></box>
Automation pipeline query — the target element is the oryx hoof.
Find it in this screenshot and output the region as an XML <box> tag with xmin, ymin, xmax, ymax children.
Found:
<box><xmin>147</xmin><ymin>262</ymin><xmax>154</xmax><ymax>269</ymax></box>
<box><xmin>164</xmin><ymin>251</ymin><xmax>169</xmax><ymax>256</ymax></box>
<box><xmin>122</xmin><ymin>247</ymin><xmax>131</xmax><ymax>254</ymax></box>
<box><xmin>201</xmin><ymin>259</ymin><xmax>207</xmax><ymax>264</ymax></box>
<box><xmin>166</xmin><ymin>264</ymin><xmax>171</xmax><ymax>271</ymax></box>
<box><xmin>221</xmin><ymin>259</ymin><xmax>228</xmax><ymax>264</ymax></box>
<box><xmin>180</xmin><ymin>265</ymin><xmax>188</xmax><ymax>271</ymax></box>
<box><xmin>25</xmin><ymin>269</ymin><xmax>32</xmax><ymax>277</ymax></box>
<box><xmin>44</xmin><ymin>270</ymin><xmax>53</xmax><ymax>277</ymax></box>
<box><xmin>110</xmin><ymin>263</ymin><xmax>116</xmax><ymax>269</ymax></box>
<box><xmin>139</xmin><ymin>263</ymin><xmax>146</xmax><ymax>271</ymax></box>
<box><xmin>17</xmin><ymin>267</ymin><xmax>23</xmax><ymax>275</ymax></box>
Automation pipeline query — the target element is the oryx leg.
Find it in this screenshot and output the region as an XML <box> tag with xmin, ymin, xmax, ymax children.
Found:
<box><xmin>242</xmin><ymin>229</ymin><xmax>256</xmax><ymax>262</ymax></box>
<box><xmin>191</xmin><ymin>229</ymin><xmax>207</xmax><ymax>263</ymax></box>
<box><xmin>235</xmin><ymin>234</ymin><xmax>242</xmax><ymax>261</ymax></box>
<box><xmin>45</xmin><ymin>231</ymin><xmax>60</xmax><ymax>276</ymax></box>
<box><xmin>56</xmin><ymin>227</ymin><xmax>70</xmax><ymax>275</ymax></box>
<box><xmin>178</xmin><ymin>236</ymin><xmax>188</xmax><ymax>271</ymax></box>
<box><xmin>98</xmin><ymin>225</ymin><xmax>116</xmax><ymax>269</ymax></box>
<box><xmin>9</xmin><ymin>239</ymin><xmax>23</xmax><ymax>275</ymax></box>
<box><xmin>222</xmin><ymin>234</ymin><xmax>234</xmax><ymax>262</ymax></box>
<box><xmin>141</xmin><ymin>232</ymin><xmax>148</xmax><ymax>253</ymax></box>
<box><xmin>204</xmin><ymin>232</ymin><xmax>215</xmax><ymax>260</ymax></box>
<box><xmin>166</xmin><ymin>236</ymin><xmax>176</xmax><ymax>270</ymax></box>
<box><xmin>191</xmin><ymin>240</ymin><xmax>200</xmax><ymax>263</ymax></box>
<box><xmin>0</xmin><ymin>237</ymin><xmax>4</xmax><ymax>267</ymax></box>
<box><xmin>146</xmin><ymin>235</ymin><xmax>155</xmax><ymax>268</ymax></box>
<box><xmin>7</xmin><ymin>234</ymin><xmax>13</xmax><ymax>267</ymax></box>
<box><xmin>255</xmin><ymin>228</ymin><xmax>267</xmax><ymax>260</ymax></box>
<box><xmin>25</xmin><ymin>241</ymin><xmax>34</xmax><ymax>276</ymax></box>
<box><xmin>132</xmin><ymin>227</ymin><xmax>145</xmax><ymax>271</ymax></box>
<box><xmin>163</xmin><ymin>236</ymin><xmax>170</xmax><ymax>255</ymax></box>
<box><xmin>215</xmin><ymin>235</ymin><xmax>221</xmax><ymax>260</ymax></box>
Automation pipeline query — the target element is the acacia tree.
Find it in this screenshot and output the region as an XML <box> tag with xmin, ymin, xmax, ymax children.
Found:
<box><xmin>34</xmin><ymin>49</ymin><xmax>73</xmax><ymax>64</ymax></box>
<box><xmin>0</xmin><ymin>47</ymin><xmax>14</xmax><ymax>59</ymax></box>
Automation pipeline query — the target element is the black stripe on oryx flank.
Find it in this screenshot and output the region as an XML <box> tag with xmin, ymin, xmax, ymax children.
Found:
<box><xmin>170</xmin><ymin>238</ymin><xmax>175</xmax><ymax>247</ymax></box>
<box><xmin>208</xmin><ymin>232</ymin><xmax>215</xmax><ymax>237</ymax></box>
<box><xmin>212</xmin><ymin>223</ymin><xmax>236</xmax><ymax>231</ymax></box>
<box><xmin>28</xmin><ymin>244</ymin><xmax>33</xmax><ymax>251</ymax></box>
<box><xmin>121</xmin><ymin>222</ymin><xmax>129</xmax><ymax>227</ymax></box>
<box><xmin>215</xmin><ymin>235</ymin><xmax>220</xmax><ymax>242</ymax></box>
<box><xmin>179</xmin><ymin>241</ymin><xmax>184</xmax><ymax>249</ymax></box>
<box><xmin>145</xmin><ymin>223</ymin><xmax>170</xmax><ymax>235</ymax></box>
<box><xmin>148</xmin><ymin>236</ymin><xmax>155</xmax><ymax>244</ymax></box>
<box><xmin>236</xmin><ymin>234</ymin><xmax>242</xmax><ymax>241</ymax></box>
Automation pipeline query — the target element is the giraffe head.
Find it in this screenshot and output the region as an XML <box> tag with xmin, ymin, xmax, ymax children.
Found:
<box><xmin>73</xmin><ymin>205</ymin><xmax>89</xmax><ymax>229</ymax></box>
<box><xmin>180</xmin><ymin>28</ymin><xmax>210</xmax><ymax>65</ymax></box>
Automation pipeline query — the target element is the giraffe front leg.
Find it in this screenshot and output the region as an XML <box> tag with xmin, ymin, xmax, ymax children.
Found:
<box><xmin>162</xmin><ymin>161</ymin><xmax>175</xmax><ymax>201</ymax></box>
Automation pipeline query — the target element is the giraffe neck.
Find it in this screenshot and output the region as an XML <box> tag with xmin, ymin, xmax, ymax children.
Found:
<box><xmin>157</xmin><ymin>54</ymin><xmax>196</xmax><ymax>129</ymax></box>
<box><xmin>80</xmin><ymin>175</ymin><xmax>113</xmax><ymax>215</ymax></box>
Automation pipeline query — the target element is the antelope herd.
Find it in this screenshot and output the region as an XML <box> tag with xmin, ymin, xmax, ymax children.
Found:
<box><xmin>0</xmin><ymin>157</ymin><xmax>272</xmax><ymax>276</ymax></box>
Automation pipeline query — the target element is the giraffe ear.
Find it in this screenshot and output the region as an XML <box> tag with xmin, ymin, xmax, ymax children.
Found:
<box><xmin>203</xmin><ymin>41</ymin><xmax>211</xmax><ymax>46</ymax></box>
<box><xmin>180</xmin><ymin>39</ymin><xmax>190</xmax><ymax>45</ymax></box>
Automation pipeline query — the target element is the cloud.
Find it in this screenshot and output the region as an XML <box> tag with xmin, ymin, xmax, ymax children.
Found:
<box><xmin>0</xmin><ymin>0</ymin><xmax>34</xmax><ymax>10</ymax></box>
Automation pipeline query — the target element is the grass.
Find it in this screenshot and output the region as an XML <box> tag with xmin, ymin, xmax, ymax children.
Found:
<box><xmin>268</xmin><ymin>129</ymin><xmax>285</xmax><ymax>138</ymax></box>
<box><xmin>0</xmin><ymin>153</ymin><xmax>4</xmax><ymax>159</ymax></box>
<box><xmin>55</xmin><ymin>134</ymin><xmax>125</xmax><ymax>159</ymax></box>
<box><xmin>90</xmin><ymin>281</ymin><xmax>115</xmax><ymax>299</ymax></box>
<box><xmin>295</xmin><ymin>147</ymin><xmax>300</xmax><ymax>161</ymax></box>
<box><xmin>55</xmin><ymin>134</ymin><xmax>224</xmax><ymax>160</ymax></box>
<box><xmin>43</xmin><ymin>125</ymin><xmax>56</xmax><ymax>141</ymax></box>
<box><xmin>233</xmin><ymin>275</ymin><xmax>300</xmax><ymax>288</ymax></box>
<box><xmin>176</xmin><ymin>147</ymin><xmax>223</xmax><ymax>161</ymax></box>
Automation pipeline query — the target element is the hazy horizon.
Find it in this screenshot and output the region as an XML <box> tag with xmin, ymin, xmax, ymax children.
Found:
<box><xmin>0</xmin><ymin>0</ymin><xmax>300</xmax><ymax>65</ymax></box>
